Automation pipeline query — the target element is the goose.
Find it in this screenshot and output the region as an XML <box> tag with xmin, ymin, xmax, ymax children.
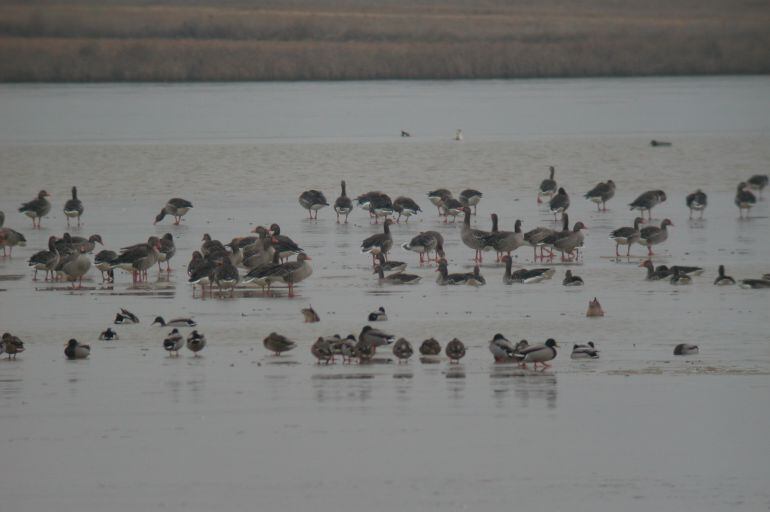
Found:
<box><xmin>464</xmin><ymin>265</ymin><xmax>486</xmax><ymax>286</ymax></box>
<box><xmin>2</xmin><ymin>333</ymin><xmax>24</xmax><ymax>359</ymax></box>
<box><xmin>552</xmin><ymin>219</ymin><xmax>587</xmax><ymax>261</ymax></box>
<box><xmin>609</xmin><ymin>217</ymin><xmax>643</xmax><ymax>257</ymax></box>
<box><xmin>356</xmin><ymin>191</ymin><xmax>387</xmax><ymax>218</ymax></box>
<box><xmin>537</xmin><ymin>166</ymin><xmax>557</xmax><ymax>204</ymax></box>
<box><xmin>650</xmin><ymin>140</ymin><xmax>672</xmax><ymax>147</ymax></box>
<box><xmin>524</xmin><ymin>225</ymin><xmax>556</xmax><ymax>261</ymax></box>
<box><xmin>454</xmin><ymin>129</ymin><xmax>463</xmax><ymax>141</ymax></box>
<box><xmin>267</xmin><ymin>224</ymin><xmax>304</xmax><ymax>263</ymax></box>
<box><xmin>673</xmin><ymin>343</ymin><xmax>698</xmax><ymax>355</ymax></box>
<box><xmin>489</xmin><ymin>333</ymin><xmax>517</xmax><ymax>362</ymax></box>
<box><xmin>459</xmin><ymin>189</ymin><xmax>483</xmax><ymax>215</ymax></box>
<box><xmin>445</xmin><ymin>338</ymin><xmax>466</xmax><ymax>363</ymax></box>
<box><xmin>563</xmin><ymin>269</ymin><xmax>584</xmax><ymax>286</ymax></box>
<box><xmin>334</xmin><ymin>180</ymin><xmax>353</xmax><ymax>223</ymax></box>
<box><xmin>157</xmin><ymin>233</ymin><xmax>175</xmax><ymax>272</ymax></box>
<box><xmin>586</xmin><ymin>297</ymin><xmax>604</xmax><ymax>317</ymax></box>
<box><xmin>392</xmin><ymin>196</ymin><xmax>421</xmax><ymax>223</ymax></box>
<box><xmin>436</xmin><ymin>259</ymin><xmax>471</xmax><ymax>285</ymax></box>
<box><xmin>402</xmin><ymin>231</ymin><xmax>443</xmax><ymax>263</ymax></box>
<box><xmin>419</xmin><ymin>338</ymin><xmax>442</xmax><ymax>356</ymax></box>
<box><xmin>361</xmin><ymin>218</ymin><xmax>394</xmax><ymax>264</ymax></box>
<box><xmin>188</xmin><ymin>255</ymin><xmax>217</xmax><ymax>295</ymax></box>
<box><xmin>368</xmin><ymin>307</ymin><xmax>388</xmax><ymax>321</ymax></box>
<box><xmin>670</xmin><ymin>265</ymin><xmax>703</xmax><ymax>276</ymax></box>
<box><xmin>19</xmin><ymin>190</ymin><xmax>52</xmax><ymax>228</ymax></box>
<box><xmin>299</xmin><ymin>190</ymin><xmax>329</xmax><ymax>219</ymax></box>
<box><xmin>441</xmin><ymin>197</ymin><xmax>465</xmax><ymax>223</ymax></box>
<box><xmin>94</xmin><ymin>249</ymin><xmax>117</xmax><ymax>282</ymax></box>
<box><xmin>154</xmin><ymin>198</ymin><xmax>193</xmax><ymax>225</ymax></box>
<box><xmin>64</xmin><ymin>339</ymin><xmax>89</xmax><ymax>359</ymax></box>
<box><xmin>251</xmin><ymin>253</ymin><xmax>312</xmax><ymax>297</ymax></box>
<box><xmin>212</xmin><ymin>258</ymin><xmax>240</xmax><ymax>296</ymax></box>
<box><xmin>513</xmin><ymin>338</ymin><xmax>559</xmax><ymax>369</ymax></box>
<box><xmin>56</xmin><ymin>233</ymin><xmax>103</xmax><ymax>255</ymax></box>
<box><xmin>199</xmin><ymin>234</ymin><xmax>226</xmax><ymax>257</ymax></box>
<box><xmin>669</xmin><ymin>268</ymin><xmax>692</xmax><ymax>285</ymax></box>
<box><xmin>311</xmin><ymin>337</ymin><xmax>334</xmax><ymax>364</ymax></box>
<box><xmin>638</xmin><ymin>218</ymin><xmax>673</xmax><ymax>255</ymax></box>
<box><xmin>376</xmin><ymin>253</ymin><xmax>406</xmax><ymax>273</ymax></box>
<box><xmin>483</xmin><ymin>215</ymin><xmax>525</xmax><ymax>261</ymax></box>
<box><xmin>640</xmin><ymin>260</ymin><xmax>671</xmax><ymax>281</ymax></box>
<box><xmin>735</xmin><ymin>182</ymin><xmax>756</xmax><ymax>218</ymax></box>
<box><xmin>393</xmin><ymin>338</ymin><xmax>414</xmax><ymax>362</ymax></box>
<box><xmin>163</xmin><ymin>328</ymin><xmax>184</xmax><ymax>356</ymax></box>
<box><xmin>186</xmin><ymin>331</ymin><xmax>206</xmax><ymax>356</ymax></box>
<box><xmin>427</xmin><ymin>189</ymin><xmax>453</xmax><ymax>216</ymax></box>
<box><xmin>548</xmin><ymin>187</ymin><xmax>570</xmax><ymax>220</ymax></box>
<box><xmin>60</xmin><ymin>246</ymin><xmax>92</xmax><ymax>288</ymax></box>
<box><xmin>686</xmin><ymin>189</ymin><xmax>707</xmax><ymax>219</ymax></box>
<box><xmin>242</xmin><ymin>250</ymin><xmax>282</xmax><ymax>292</ymax></box>
<box><xmin>401</xmin><ymin>130</ymin><xmax>411</xmax><ymax>137</ymax></box>
<box><xmin>0</xmin><ymin>211</ymin><xmax>27</xmax><ymax>257</ymax></box>
<box><xmin>629</xmin><ymin>190</ymin><xmax>666</xmax><ymax>221</ymax></box>
<box><xmin>747</xmin><ymin>174</ymin><xmax>768</xmax><ymax>198</ymax></box>
<box><xmin>28</xmin><ymin>235</ymin><xmax>60</xmax><ymax>281</ymax></box>
<box><xmin>374</xmin><ymin>264</ymin><xmax>421</xmax><ymax>285</ymax></box>
<box><xmin>115</xmin><ymin>308</ymin><xmax>139</xmax><ymax>324</ymax></box>
<box><xmin>571</xmin><ymin>342</ymin><xmax>599</xmax><ymax>359</ymax></box>
<box><xmin>111</xmin><ymin>236</ymin><xmax>161</xmax><ymax>282</ymax></box>
<box><xmin>99</xmin><ymin>328</ymin><xmax>119</xmax><ymax>341</ymax></box>
<box><xmin>740</xmin><ymin>279</ymin><xmax>770</xmax><ymax>289</ymax></box>
<box><xmin>242</xmin><ymin>229</ymin><xmax>275</xmax><ymax>269</ymax></box>
<box><xmin>63</xmin><ymin>186</ymin><xmax>84</xmax><ymax>227</ymax></box>
<box><xmin>714</xmin><ymin>265</ymin><xmax>735</xmax><ymax>286</ymax></box>
<box><xmin>152</xmin><ymin>316</ymin><xmax>197</xmax><ymax>328</ymax></box>
<box><xmin>264</xmin><ymin>332</ymin><xmax>297</xmax><ymax>355</ymax></box>
<box><xmin>584</xmin><ymin>180</ymin><xmax>616</xmax><ymax>211</ymax></box>
<box><xmin>359</xmin><ymin>325</ymin><xmax>395</xmax><ymax>348</ymax></box>
<box><xmin>301</xmin><ymin>306</ymin><xmax>320</xmax><ymax>323</ymax></box>
<box><xmin>461</xmin><ymin>207</ymin><xmax>491</xmax><ymax>262</ymax></box>
<box><xmin>501</xmin><ymin>255</ymin><xmax>554</xmax><ymax>284</ymax></box>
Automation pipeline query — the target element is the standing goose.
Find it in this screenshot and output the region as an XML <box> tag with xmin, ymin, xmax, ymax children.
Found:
<box><xmin>419</xmin><ymin>338</ymin><xmax>441</xmax><ymax>356</ymax></box>
<box><xmin>714</xmin><ymin>265</ymin><xmax>735</xmax><ymax>286</ymax></box>
<box><xmin>152</xmin><ymin>316</ymin><xmax>197</xmax><ymax>328</ymax></box>
<box><xmin>461</xmin><ymin>207</ymin><xmax>491</xmax><ymax>263</ymax></box>
<box><xmin>629</xmin><ymin>190</ymin><xmax>666</xmax><ymax>221</ymax></box>
<box><xmin>356</xmin><ymin>191</ymin><xmax>387</xmax><ymax>219</ymax></box>
<box><xmin>242</xmin><ymin>228</ymin><xmax>275</xmax><ymax>269</ymax></box>
<box><xmin>401</xmin><ymin>231</ymin><xmax>443</xmax><ymax>264</ymax></box>
<box><xmin>268</xmin><ymin>224</ymin><xmax>304</xmax><ymax>263</ymax></box>
<box><xmin>264</xmin><ymin>332</ymin><xmax>297</xmax><ymax>355</ymax></box>
<box><xmin>154</xmin><ymin>198</ymin><xmax>193</xmax><ymax>225</ymax></box>
<box><xmin>200</xmin><ymin>234</ymin><xmax>226</xmax><ymax>257</ymax></box>
<box><xmin>609</xmin><ymin>217</ymin><xmax>643</xmax><ymax>258</ymax></box>
<box><xmin>0</xmin><ymin>211</ymin><xmax>27</xmax><ymax>257</ymax></box>
<box><xmin>263</xmin><ymin>253</ymin><xmax>313</xmax><ymax>297</ymax></box>
<box><xmin>436</xmin><ymin>259</ymin><xmax>471</xmax><ymax>285</ymax></box>
<box><xmin>186</xmin><ymin>331</ymin><xmax>206</xmax><ymax>356</ymax></box>
<box><xmin>563</xmin><ymin>269</ymin><xmax>584</xmax><ymax>286</ymax></box>
<box><xmin>60</xmin><ymin>246</ymin><xmax>92</xmax><ymax>288</ymax></box>
<box><xmin>374</xmin><ymin>265</ymin><xmax>421</xmax><ymax>285</ymax></box>
<box><xmin>56</xmin><ymin>233</ymin><xmax>102</xmax><ymax>254</ymax></box>
<box><xmin>441</xmin><ymin>197</ymin><xmax>465</xmax><ymax>223</ymax></box>
<box><xmin>361</xmin><ymin>218</ymin><xmax>394</xmax><ymax>264</ymax></box>
<box><xmin>212</xmin><ymin>258</ymin><xmax>240</xmax><ymax>297</ymax></box>
<box><xmin>369</xmin><ymin>193</ymin><xmax>395</xmax><ymax>223</ymax></box>
<box><xmin>19</xmin><ymin>190</ymin><xmax>52</xmax><ymax>228</ymax></box>
<box><xmin>483</xmin><ymin>215</ymin><xmax>525</xmax><ymax>261</ymax></box>
<box><xmin>537</xmin><ymin>166</ymin><xmax>557</xmax><ymax>204</ymax></box>
<box><xmin>513</xmin><ymin>338</ymin><xmax>559</xmax><ymax>369</ymax></box>
<box><xmin>524</xmin><ymin>225</ymin><xmax>556</xmax><ymax>261</ymax></box>
<box><xmin>111</xmin><ymin>236</ymin><xmax>161</xmax><ymax>282</ymax></box>
<box><xmin>747</xmin><ymin>174</ymin><xmax>768</xmax><ymax>198</ymax></box>
<box><xmin>735</xmin><ymin>182</ymin><xmax>756</xmax><ymax>218</ymax></box>
<box><xmin>393</xmin><ymin>196</ymin><xmax>421</xmax><ymax>223</ymax></box>
<box><xmin>571</xmin><ymin>342</ymin><xmax>599</xmax><ymax>359</ymax></box>
<box><xmin>686</xmin><ymin>189</ymin><xmax>708</xmax><ymax>219</ymax></box>
<box><xmin>392</xmin><ymin>338</ymin><xmax>414</xmax><ymax>362</ymax></box>
<box><xmin>489</xmin><ymin>333</ymin><xmax>517</xmax><ymax>362</ymax></box>
<box><xmin>28</xmin><ymin>235</ymin><xmax>59</xmax><ymax>281</ymax></box>
<box><xmin>584</xmin><ymin>180</ymin><xmax>616</xmax><ymax>211</ymax></box>
<box><xmin>445</xmin><ymin>338</ymin><xmax>466</xmax><ymax>363</ymax></box>
<box><xmin>64</xmin><ymin>339</ymin><xmax>89</xmax><ymax>359</ymax></box>
<box><xmin>638</xmin><ymin>218</ymin><xmax>673</xmax><ymax>256</ymax></box>
<box><xmin>552</xmin><ymin>218</ymin><xmax>587</xmax><ymax>262</ymax></box>
<box><xmin>333</xmin><ymin>180</ymin><xmax>353</xmax><ymax>223</ymax></box>
<box><xmin>63</xmin><ymin>186</ymin><xmax>84</xmax><ymax>227</ymax></box>
<box><xmin>299</xmin><ymin>189</ymin><xmax>329</xmax><ymax>219</ymax></box>
<box><xmin>163</xmin><ymin>328</ymin><xmax>184</xmax><ymax>356</ymax></box>
<box><xmin>157</xmin><ymin>233</ymin><xmax>175</xmax><ymax>272</ymax></box>
<box><xmin>459</xmin><ymin>189</ymin><xmax>483</xmax><ymax>215</ymax></box>
<box><xmin>673</xmin><ymin>344</ymin><xmax>699</xmax><ymax>355</ymax></box>
<box><xmin>427</xmin><ymin>189</ymin><xmax>453</xmax><ymax>216</ymax></box>
<box><xmin>94</xmin><ymin>250</ymin><xmax>117</xmax><ymax>282</ymax></box>
<box><xmin>548</xmin><ymin>187</ymin><xmax>570</xmax><ymax>221</ymax></box>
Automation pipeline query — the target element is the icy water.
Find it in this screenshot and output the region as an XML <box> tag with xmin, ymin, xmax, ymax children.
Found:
<box><xmin>1</xmin><ymin>77</ymin><xmax>770</xmax><ymax>511</ymax></box>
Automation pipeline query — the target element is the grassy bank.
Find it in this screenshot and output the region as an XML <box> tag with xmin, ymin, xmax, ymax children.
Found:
<box><xmin>1</xmin><ymin>0</ymin><xmax>769</xmax><ymax>81</ymax></box>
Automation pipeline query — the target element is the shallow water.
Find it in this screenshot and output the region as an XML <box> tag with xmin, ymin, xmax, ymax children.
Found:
<box><xmin>1</xmin><ymin>77</ymin><xmax>770</xmax><ymax>511</ymax></box>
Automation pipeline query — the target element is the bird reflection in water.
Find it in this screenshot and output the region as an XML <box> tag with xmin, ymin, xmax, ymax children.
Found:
<box><xmin>445</xmin><ymin>365</ymin><xmax>466</xmax><ymax>402</ymax></box>
<box><xmin>490</xmin><ymin>365</ymin><xmax>557</xmax><ymax>409</ymax></box>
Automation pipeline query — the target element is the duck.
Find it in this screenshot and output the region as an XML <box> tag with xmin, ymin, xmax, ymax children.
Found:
<box><xmin>374</xmin><ymin>264</ymin><xmax>421</xmax><ymax>285</ymax></box>
<box><xmin>393</xmin><ymin>196</ymin><xmax>421</xmax><ymax>223</ymax></box>
<box><xmin>336</xmin><ymin>335</ymin><xmax>358</xmax><ymax>364</ymax></box>
<box><xmin>459</xmin><ymin>189</ymin><xmax>483</xmax><ymax>215</ymax></box>
<box><xmin>301</xmin><ymin>305</ymin><xmax>320</xmax><ymax>323</ymax></box>
<box><xmin>376</xmin><ymin>253</ymin><xmax>406</xmax><ymax>273</ymax></box>
<box><xmin>747</xmin><ymin>174</ymin><xmax>768</xmax><ymax>198</ymax></box>
<box><xmin>441</xmin><ymin>197</ymin><xmax>465</xmax><ymax>223</ymax></box>
<box><xmin>368</xmin><ymin>307</ymin><xmax>388</xmax><ymax>321</ymax></box>
<box><xmin>251</xmin><ymin>253</ymin><xmax>312</xmax><ymax>297</ymax></box>
<box><xmin>513</xmin><ymin>338</ymin><xmax>559</xmax><ymax>369</ymax></box>
<box><xmin>157</xmin><ymin>233</ymin><xmax>175</xmax><ymax>272</ymax></box>
<box><xmin>99</xmin><ymin>328</ymin><xmax>119</xmax><ymax>341</ymax></box>
<box><xmin>673</xmin><ymin>343</ymin><xmax>698</xmax><ymax>355</ymax></box>
<box><xmin>334</xmin><ymin>180</ymin><xmax>353</xmax><ymax>223</ymax></box>
<box><xmin>163</xmin><ymin>329</ymin><xmax>184</xmax><ymax>356</ymax></box>
<box><xmin>299</xmin><ymin>190</ymin><xmax>329</xmax><ymax>219</ymax></box>
<box><xmin>28</xmin><ymin>235</ymin><xmax>60</xmax><ymax>281</ymax></box>
<box><xmin>640</xmin><ymin>260</ymin><xmax>671</xmax><ymax>281</ymax></box>
<box><xmin>152</xmin><ymin>316</ymin><xmax>197</xmax><ymax>328</ymax></box>
<box><xmin>461</xmin><ymin>207</ymin><xmax>491</xmax><ymax>263</ymax></box>
<box><xmin>18</xmin><ymin>190</ymin><xmax>52</xmax><ymax>228</ymax></box>
<box><xmin>548</xmin><ymin>187</ymin><xmax>570</xmax><ymax>221</ymax></box>
<box><xmin>361</xmin><ymin>218</ymin><xmax>394</xmax><ymax>264</ymax></box>
<box><xmin>638</xmin><ymin>218</ymin><xmax>673</xmax><ymax>256</ymax></box>
<box><xmin>419</xmin><ymin>338</ymin><xmax>442</xmax><ymax>356</ymax></box>
<box><xmin>584</xmin><ymin>180</ymin><xmax>616</xmax><ymax>211</ymax></box>
<box><xmin>354</xmin><ymin>336</ymin><xmax>376</xmax><ymax>362</ymax></box>
<box><xmin>0</xmin><ymin>211</ymin><xmax>27</xmax><ymax>257</ymax></box>
<box><xmin>571</xmin><ymin>342</ymin><xmax>599</xmax><ymax>359</ymax></box>
<box><xmin>714</xmin><ymin>265</ymin><xmax>735</xmax><ymax>286</ymax></box>
<box><xmin>483</xmin><ymin>215</ymin><xmax>525</xmax><ymax>261</ymax></box>
<box><xmin>264</xmin><ymin>332</ymin><xmax>297</xmax><ymax>355</ymax></box>
<box><xmin>740</xmin><ymin>279</ymin><xmax>770</xmax><ymax>289</ymax></box>
<box><xmin>436</xmin><ymin>259</ymin><xmax>471</xmax><ymax>285</ymax></box>
<box><xmin>552</xmin><ymin>218</ymin><xmax>587</xmax><ymax>261</ymax></box>
<box><xmin>464</xmin><ymin>265</ymin><xmax>486</xmax><ymax>286</ymax></box>
<box><xmin>427</xmin><ymin>189</ymin><xmax>453</xmax><ymax>216</ymax></box>
<box><xmin>186</xmin><ymin>331</ymin><xmax>206</xmax><ymax>356</ymax></box>
<box><xmin>629</xmin><ymin>190</ymin><xmax>666</xmax><ymax>221</ymax></box>
<box><xmin>670</xmin><ymin>268</ymin><xmax>692</xmax><ymax>285</ymax></box>
<box><xmin>94</xmin><ymin>249</ymin><xmax>117</xmax><ymax>282</ymax></box>
<box><xmin>445</xmin><ymin>338</ymin><xmax>466</xmax><ymax>363</ymax></box>
<box><xmin>114</xmin><ymin>308</ymin><xmax>139</xmax><ymax>324</ymax></box>
<box><xmin>311</xmin><ymin>337</ymin><xmax>334</xmax><ymax>364</ymax></box>
<box><xmin>586</xmin><ymin>297</ymin><xmax>604</xmax><ymax>317</ymax></box>
<box><xmin>359</xmin><ymin>325</ymin><xmax>395</xmax><ymax>348</ymax></box>
<box><xmin>686</xmin><ymin>189</ymin><xmax>708</xmax><ymax>219</ymax></box>
<box><xmin>563</xmin><ymin>269</ymin><xmax>584</xmax><ymax>286</ymax></box>
<box><xmin>402</xmin><ymin>231</ymin><xmax>443</xmax><ymax>264</ymax></box>
<box><xmin>2</xmin><ymin>333</ymin><xmax>24</xmax><ymax>359</ymax></box>
<box><xmin>735</xmin><ymin>182</ymin><xmax>756</xmax><ymax>218</ymax></box>
<box><xmin>537</xmin><ymin>166</ymin><xmax>557</xmax><ymax>204</ymax></box>
<box><xmin>392</xmin><ymin>338</ymin><xmax>414</xmax><ymax>363</ymax></box>
<box><xmin>650</xmin><ymin>140</ymin><xmax>672</xmax><ymax>147</ymax></box>
<box><xmin>609</xmin><ymin>217</ymin><xmax>643</xmax><ymax>257</ymax></box>
<box><xmin>60</xmin><ymin>246</ymin><xmax>92</xmax><ymax>288</ymax></box>
<box><xmin>489</xmin><ymin>333</ymin><xmax>517</xmax><ymax>362</ymax></box>
<box><xmin>63</xmin><ymin>186</ymin><xmax>84</xmax><ymax>227</ymax></box>
<box><xmin>154</xmin><ymin>198</ymin><xmax>193</xmax><ymax>225</ymax></box>
<box><xmin>64</xmin><ymin>339</ymin><xmax>89</xmax><ymax>359</ymax></box>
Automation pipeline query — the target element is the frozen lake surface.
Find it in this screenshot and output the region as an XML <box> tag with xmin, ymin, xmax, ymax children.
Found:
<box><xmin>1</xmin><ymin>77</ymin><xmax>769</xmax><ymax>511</ymax></box>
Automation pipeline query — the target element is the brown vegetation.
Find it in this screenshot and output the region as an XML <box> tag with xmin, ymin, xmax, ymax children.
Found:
<box><xmin>0</xmin><ymin>0</ymin><xmax>768</xmax><ymax>81</ymax></box>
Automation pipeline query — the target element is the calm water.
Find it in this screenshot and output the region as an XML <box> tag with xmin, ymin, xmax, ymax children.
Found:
<box><xmin>1</xmin><ymin>77</ymin><xmax>769</xmax><ymax>511</ymax></box>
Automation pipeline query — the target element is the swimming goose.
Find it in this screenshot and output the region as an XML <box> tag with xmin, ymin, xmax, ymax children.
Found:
<box><xmin>650</xmin><ymin>140</ymin><xmax>672</xmax><ymax>147</ymax></box>
<box><xmin>264</xmin><ymin>332</ymin><xmax>297</xmax><ymax>355</ymax></box>
<box><xmin>111</xmin><ymin>236</ymin><xmax>161</xmax><ymax>282</ymax></box>
<box><xmin>0</xmin><ymin>212</ymin><xmax>27</xmax><ymax>257</ymax></box>
<box><xmin>639</xmin><ymin>218</ymin><xmax>673</xmax><ymax>255</ymax></box>
<box><xmin>537</xmin><ymin>166</ymin><xmax>557</xmax><ymax>204</ymax></box>
<box><xmin>361</xmin><ymin>218</ymin><xmax>394</xmax><ymax>264</ymax></box>
<box><xmin>673</xmin><ymin>343</ymin><xmax>698</xmax><ymax>355</ymax></box>
<box><xmin>2</xmin><ymin>333</ymin><xmax>24</xmax><ymax>359</ymax></box>
<box><xmin>374</xmin><ymin>264</ymin><xmax>421</xmax><ymax>285</ymax></box>
<box><xmin>459</xmin><ymin>189</ymin><xmax>483</xmax><ymax>215</ymax></box>
<box><xmin>714</xmin><ymin>265</ymin><xmax>735</xmax><ymax>286</ymax></box>
<box><xmin>311</xmin><ymin>337</ymin><xmax>334</xmax><ymax>364</ymax></box>
<box><xmin>114</xmin><ymin>308</ymin><xmax>139</xmax><ymax>324</ymax></box>
<box><xmin>212</xmin><ymin>259</ymin><xmax>240</xmax><ymax>296</ymax></box>
<box><xmin>746</xmin><ymin>174</ymin><xmax>768</xmax><ymax>198</ymax></box>
<box><xmin>392</xmin><ymin>338</ymin><xmax>414</xmax><ymax>362</ymax></box>
<box><xmin>186</xmin><ymin>331</ymin><xmax>206</xmax><ymax>356</ymax></box>
<box><xmin>461</xmin><ymin>207</ymin><xmax>490</xmax><ymax>262</ymax></box>
<box><xmin>552</xmin><ymin>219</ymin><xmax>587</xmax><ymax>261</ymax></box>
<box><xmin>629</xmin><ymin>190</ymin><xmax>666</xmax><ymax>221</ymax></box>
<box><xmin>464</xmin><ymin>265</ymin><xmax>486</xmax><ymax>286</ymax></box>
<box><xmin>359</xmin><ymin>325</ymin><xmax>395</xmax><ymax>348</ymax></box>
<box><xmin>740</xmin><ymin>279</ymin><xmax>770</xmax><ymax>289</ymax></box>
<box><xmin>436</xmin><ymin>259</ymin><xmax>471</xmax><ymax>285</ymax></box>
<box><xmin>489</xmin><ymin>333</ymin><xmax>517</xmax><ymax>362</ymax></box>
<box><xmin>28</xmin><ymin>235</ymin><xmax>60</xmax><ymax>281</ymax></box>
<box><xmin>669</xmin><ymin>267</ymin><xmax>692</xmax><ymax>285</ymax></box>
<box><xmin>584</xmin><ymin>180</ymin><xmax>616</xmax><ymax>211</ymax></box>
<box><xmin>548</xmin><ymin>187</ymin><xmax>570</xmax><ymax>221</ymax></box>
<box><xmin>609</xmin><ymin>217</ymin><xmax>643</xmax><ymax>257</ymax></box>
<box><xmin>639</xmin><ymin>260</ymin><xmax>670</xmax><ymax>281</ymax></box>
<box><xmin>441</xmin><ymin>197</ymin><xmax>464</xmax><ymax>223</ymax></box>
<box><xmin>99</xmin><ymin>328</ymin><xmax>119</xmax><ymax>341</ymax></box>
<box><xmin>152</xmin><ymin>316</ymin><xmax>197</xmax><ymax>328</ymax></box>
<box><xmin>427</xmin><ymin>189</ymin><xmax>453</xmax><ymax>216</ymax></box>
<box><xmin>686</xmin><ymin>189</ymin><xmax>707</xmax><ymax>219</ymax></box>
<box><xmin>669</xmin><ymin>265</ymin><xmax>703</xmax><ymax>276</ymax></box>
<box><xmin>571</xmin><ymin>342</ymin><xmax>599</xmax><ymax>359</ymax></box>
<box><xmin>563</xmin><ymin>269</ymin><xmax>584</xmax><ymax>286</ymax></box>
<box><xmin>735</xmin><ymin>182</ymin><xmax>756</xmax><ymax>218</ymax></box>
<box><xmin>586</xmin><ymin>297</ymin><xmax>604</xmax><ymax>317</ymax></box>
<box><xmin>157</xmin><ymin>233</ymin><xmax>175</xmax><ymax>272</ymax></box>
<box><xmin>501</xmin><ymin>255</ymin><xmax>554</xmax><ymax>284</ymax></box>
<box><xmin>445</xmin><ymin>338</ymin><xmax>466</xmax><ymax>363</ymax></box>
<box><xmin>94</xmin><ymin>249</ymin><xmax>117</xmax><ymax>282</ymax></box>
<box><xmin>154</xmin><ymin>198</ymin><xmax>193</xmax><ymax>225</ymax></box>
<box><xmin>64</xmin><ymin>339</ymin><xmax>89</xmax><ymax>359</ymax></box>
<box><xmin>376</xmin><ymin>253</ymin><xmax>406</xmax><ymax>273</ymax></box>
<box><xmin>402</xmin><ymin>231</ymin><xmax>443</xmax><ymax>264</ymax></box>
<box><xmin>483</xmin><ymin>215</ymin><xmax>525</xmax><ymax>261</ymax></box>
<box><xmin>299</xmin><ymin>190</ymin><xmax>329</xmax><ymax>219</ymax></box>
<box><xmin>163</xmin><ymin>328</ymin><xmax>184</xmax><ymax>356</ymax></box>
<box><xmin>334</xmin><ymin>180</ymin><xmax>353</xmax><ymax>223</ymax></box>
<box><xmin>60</xmin><ymin>246</ymin><xmax>91</xmax><ymax>288</ymax></box>
<box><xmin>393</xmin><ymin>196</ymin><xmax>421</xmax><ymax>223</ymax></box>
<box><xmin>419</xmin><ymin>338</ymin><xmax>441</xmax><ymax>356</ymax></box>
<box><xmin>513</xmin><ymin>338</ymin><xmax>559</xmax><ymax>369</ymax></box>
<box><xmin>301</xmin><ymin>305</ymin><xmax>320</xmax><ymax>323</ymax></box>
<box><xmin>19</xmin><ymin>190</ymin><xmax>52</xmax><ymax>228</ymax></box>
<box><xmin>63</xmin><ymin>186</ymin><xmax>84</xmax><ymax>227</ymax></box>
